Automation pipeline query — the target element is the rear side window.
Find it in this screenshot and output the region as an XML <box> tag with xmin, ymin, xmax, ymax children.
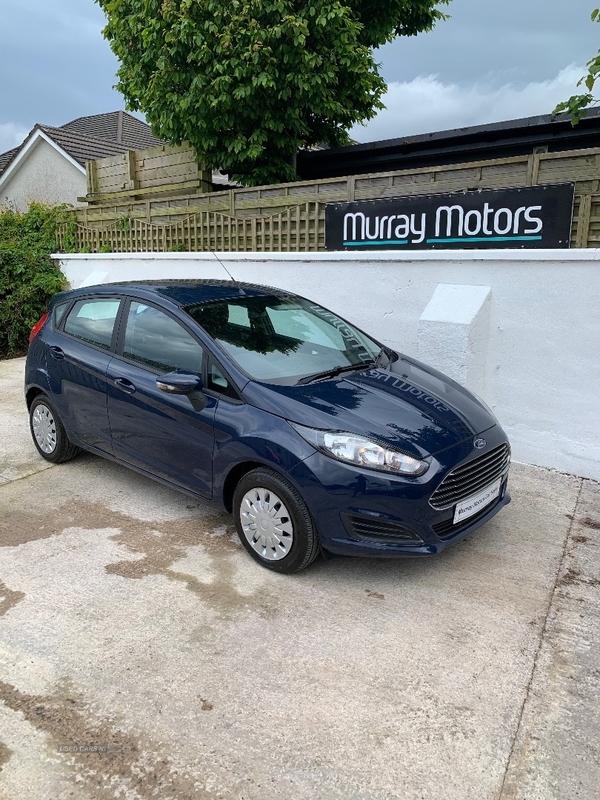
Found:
<box><xmin>53</xmin><ymin>302</ymin><xmax>69</xmax><ymax>327</ymax></box>
<box><xmin>123</xmin><ymin>302</ymin><xmax>204</xmax><ymax>374</ymax></box>
<box><xmin>63</xmin><ymin>298</ymin><xmax>121</xmax><ymax>350</ymax></box>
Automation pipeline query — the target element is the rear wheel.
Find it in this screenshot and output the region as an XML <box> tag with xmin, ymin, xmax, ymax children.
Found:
<box><xmin>233</xmin><ymin>468</ymin><xmax>320</xmax><ymax>573</ymax></box>
<box><xmin>29</xmin><ymin>395</ymin><xmax>80</xmax><ymax>464</ymax></box>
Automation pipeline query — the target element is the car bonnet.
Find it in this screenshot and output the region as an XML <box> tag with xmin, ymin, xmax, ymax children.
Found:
<box><xmin>243</xmin><ymin>356</ymin><xmax>497</xmax><ymax>459</ymax></box>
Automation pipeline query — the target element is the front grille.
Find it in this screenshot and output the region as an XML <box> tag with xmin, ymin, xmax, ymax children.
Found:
<box><xmin>341</xmin><ymin>513</ymin><xmax>423</xmax><ymax>544</ymax></box>
<box><xmin>429</xmin><ymin>443</ymin><xmax>510</xmax><ymax>511</ymax></box>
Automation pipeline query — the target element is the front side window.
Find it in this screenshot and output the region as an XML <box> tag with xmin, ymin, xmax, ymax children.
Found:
<box><xmin>123</xmin><ymin>302</ymin><xmax>204</xmax><ymax>374</ymax></box>
<box><xmin>207</xmin><ymin>360</ymin><xmax>240</xmax><ymax>400</ymax></box>
<box><xmin>63</xmin><ymin>298</ymin><xmax>121</xmax><ymax>350</ymax></box>
<box><xmin>186</xmin><ymin>295</ymin><xmax>381</xmax><ymax>385</ymax></box>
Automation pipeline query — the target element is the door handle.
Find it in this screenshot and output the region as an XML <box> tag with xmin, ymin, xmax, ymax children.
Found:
<box><xmin>114</xmin><ymin>377</ymin><xmax>136</xmax><ymax>394</ymax></box>
<box><xmin>49</xmin><ymin>346</ymin><xmax>64</xmax><ymax>360</ymax></box>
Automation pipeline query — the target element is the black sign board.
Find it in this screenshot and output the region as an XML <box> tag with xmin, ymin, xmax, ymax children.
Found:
<box><xmin>325</xmin><ymin>184</ymin><xmax>575</xmax><ymax>250</ymax></box>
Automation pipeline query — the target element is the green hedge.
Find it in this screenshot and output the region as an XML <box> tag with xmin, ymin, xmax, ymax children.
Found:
<box><xmin>0</xmin><ymin>204</ymin><xmax>70</xmax><ymax>359</ymax></box>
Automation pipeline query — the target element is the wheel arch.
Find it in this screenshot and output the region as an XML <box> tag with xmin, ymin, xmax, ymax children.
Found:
<box><xmin>25</xmin><ymin>386</ymin><xmax>46</xmax><ymax>410</ymax></box>
<box><xmin>221</xmin><ymin>460</ymin><xmax>267</xmax><ymax>513</ymax></box>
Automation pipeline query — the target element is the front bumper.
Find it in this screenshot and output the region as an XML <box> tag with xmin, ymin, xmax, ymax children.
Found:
<box><xmin>289</xmin><ymin>424</ymin><xmax>511</xmax><ymax>558</ymax></box>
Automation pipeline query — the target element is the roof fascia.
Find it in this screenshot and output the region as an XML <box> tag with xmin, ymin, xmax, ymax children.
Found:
<box><xmin>0</xmin><ymin>128</ymin><xmax>86</xmax><ymax>192</ymax></box>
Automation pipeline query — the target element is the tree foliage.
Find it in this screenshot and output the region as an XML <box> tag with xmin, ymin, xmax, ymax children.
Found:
<box><xmin>0</xmin><ymin>204</ymin><xmax>67</xmax><ymax>358</ymax></box>
<box><xmin>554</xmin><ymin>8</ymin><xmax>600</xmax><ymax>123</ymax></box>
<box><xmin>96</xmin><ymin>0</ymin><xmax>450</xmax><ymax>185</ymax></box>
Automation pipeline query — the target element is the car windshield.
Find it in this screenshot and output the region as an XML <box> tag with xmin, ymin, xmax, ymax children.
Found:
<box><xmin>185</xmin><ymin>295</ymin><xmax>382</xmax><ymax>385</ymax></box>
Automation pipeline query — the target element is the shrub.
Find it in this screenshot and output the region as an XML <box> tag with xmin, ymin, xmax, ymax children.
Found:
<box><xmin>0</xmin><ymin>204</ymin><xmax>68</xmax><ymax>358</ymax></box>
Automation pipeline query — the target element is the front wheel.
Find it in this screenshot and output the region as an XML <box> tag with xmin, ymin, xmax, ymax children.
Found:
<box><xmin>233</xmin><ymin>468</ymin><xmax>320</xmax><ymax>573</ymax></box>
<box><xmin>29</xmin><ymin>395</ymin><xmax>80</xmax><ymax>464</ymax></box>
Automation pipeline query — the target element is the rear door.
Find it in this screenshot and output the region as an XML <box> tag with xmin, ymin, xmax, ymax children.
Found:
<box><xmin>106</xmin><ymin>299</ymin><xmax>216</xmax><ymax>497</ymax></box>
<box><xmin>45</xmin><ymin>295</ymin><xmax>122</xmax><ymax>454</ymax></box>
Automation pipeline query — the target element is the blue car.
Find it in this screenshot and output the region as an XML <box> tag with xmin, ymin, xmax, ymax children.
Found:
<box><xmin>25</xmin><ymin>280</ymin><xmax>511</xmax><ymax>573</ymax></box>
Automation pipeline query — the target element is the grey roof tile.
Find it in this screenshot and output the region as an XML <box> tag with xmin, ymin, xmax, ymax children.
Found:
<box><xmin>39</xmin><ymin>125</ymin><xmax>141</xmax><ymax>165</ymax></box>
<box><xmin>60</xmin><ymin>110</ymin><xmax>164</xmax><ymax>150</ymax></box>
<box><xmin>0</xmin><ymin>147</ymin><xmax>19</xmax><ymax>174</ymax></box>
<box><xmin>0</xmin><ymin>111</ymin><xmax>165</xmax><ymax>178</ymax></box>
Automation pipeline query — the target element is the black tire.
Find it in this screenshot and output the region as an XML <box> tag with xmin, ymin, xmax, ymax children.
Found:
<box><xmin>29</xmin><ymin>395</ymin><xmax>80</xmax><ymax>464</ymax></box>
<box><xmin>232</xmin><ymin>468</ymin><xmax>320</xmax><ymax>573</ymax></box>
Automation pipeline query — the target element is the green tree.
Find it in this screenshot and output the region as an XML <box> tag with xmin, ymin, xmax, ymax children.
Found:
<box><xmin>96</xmin><ymin>0</ymin><xmax>450</xmax><ymax>185</ymax></box>
<box><xmin>554</xmin><ymin>8</ymin><xmax>600</xmax><ymax>123</ymax></box>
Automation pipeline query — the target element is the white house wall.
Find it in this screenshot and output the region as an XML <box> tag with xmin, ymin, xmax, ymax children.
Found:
<box><xmin>1</xmin><ymin>139</ymin><xmax>86</xmax><ymax>212</ymax></box>
<box><xmin>56</xmin><ymin>250</ymin><xmax>600</xmax><ymax>481</ymax></box>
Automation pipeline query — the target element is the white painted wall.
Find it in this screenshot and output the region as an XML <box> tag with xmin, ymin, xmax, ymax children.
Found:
<box><xmin>55</xmin><ymin>250</ymin><xmax>600</xmax><ymax>481</ymax></box>
<box><xmin>1</xmin><ymin>139</ymin><xmax>86</xmax><ymax>211</ymax></box>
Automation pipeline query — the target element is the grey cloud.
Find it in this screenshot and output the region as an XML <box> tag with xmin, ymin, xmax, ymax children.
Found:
<box><xmin>0</xmin><ymin>0</ymin><xmax>598</xmax><ymax>146</ymax></box>
<box><xmin>377</xmin><ymin>0</ymin><xmax>598</xmax><ymax>87</ymax></box>
<box><xmin>0</xmin><ymin>0</ymin><xmax>121</xmax><ymax>130</ymax></box>
<box><xmin>351</xmin><ymin>65</ymin><xmax>586</xmax><ymax>142</ymax></box>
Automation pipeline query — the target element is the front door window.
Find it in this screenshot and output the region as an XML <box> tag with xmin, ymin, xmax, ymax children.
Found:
<box><xmin>123</xmin><ymin>302</ymin><xmax>204</xmax><ymax>374</ymax></box>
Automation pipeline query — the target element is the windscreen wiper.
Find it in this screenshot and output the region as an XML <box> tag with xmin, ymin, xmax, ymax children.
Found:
<box><xmin>296</xmin><ymin>359</ymin><xmax>377</xmax><ymax>386</ymax></box>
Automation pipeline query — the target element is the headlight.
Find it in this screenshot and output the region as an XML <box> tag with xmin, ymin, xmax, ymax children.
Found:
<box><xmin>290</xmin><ymin>423</ymin><xmax>428</xmax><ymax>476</ymax></box>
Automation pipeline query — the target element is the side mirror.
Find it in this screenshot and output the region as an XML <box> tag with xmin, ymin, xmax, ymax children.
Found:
<box><xmin>156</xmin><ymin>372</ymin><xmax>204</xmax><ymax>394</ymax></box>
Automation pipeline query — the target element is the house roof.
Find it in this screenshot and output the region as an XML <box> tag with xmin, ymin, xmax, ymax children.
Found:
<box><xmin>60</xmin><ymin>111</ymin><xmax>163</xmax><ymax>151</ymax></box>
<box><xmin>36</xmin><ymin>125</ymin><xmax>144</xmax><ymax>166</ymax></box>
<box><xmin>0</xmin><ymin>147</ymin><xmax>19</xmax><ymax>175</ymax></box>
<box><xmin>0</xmin><ymin>111</ymin><xmax>164</xmax><ymax>178</ymax></box>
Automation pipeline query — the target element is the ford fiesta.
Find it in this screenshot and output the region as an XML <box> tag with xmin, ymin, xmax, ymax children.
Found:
<box><xmin>25</xmin><ymin>280</ymin><xmax>511</xmax><ymax>573</ymax></box>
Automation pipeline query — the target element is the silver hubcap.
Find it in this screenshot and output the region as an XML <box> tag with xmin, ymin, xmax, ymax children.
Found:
<box><xmin>32</xmin><ymin>404</ymin><xmax>57</xmax><ymax>454</ymax></box>
<box><xmin>239</xmin><ymin>487</ymin><xmax>294</xmax><ymax>561</ymax></box>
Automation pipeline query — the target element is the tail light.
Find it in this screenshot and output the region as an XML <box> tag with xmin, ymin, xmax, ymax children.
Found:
<box><xmin>29</xmin><ymin>312</ymin><xmax>49</xmax><ymax>344</ymax></box>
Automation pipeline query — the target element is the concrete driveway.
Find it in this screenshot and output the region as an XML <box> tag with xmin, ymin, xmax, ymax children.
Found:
<box><xmin>0</xmin><ymin>357</ymin><xmax>598</xmax><ymax>800</ymax></box>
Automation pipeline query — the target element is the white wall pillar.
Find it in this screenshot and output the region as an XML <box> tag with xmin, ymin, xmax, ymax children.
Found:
<box><xmin>417</xmin><ymin>284</ymin><xmax>492</xmax><ymax>396</ymax></box>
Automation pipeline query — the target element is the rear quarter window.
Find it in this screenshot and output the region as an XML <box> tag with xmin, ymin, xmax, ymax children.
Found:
<box><xmin>53</xmin><ymin>302</ymin><xmax>70</xmax><ymax>327</ymax></box>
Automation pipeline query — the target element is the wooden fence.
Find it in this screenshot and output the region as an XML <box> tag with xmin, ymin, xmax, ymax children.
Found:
<box><xmin>58</xmin><ymin>203</ymin><xmax>323</xmax><ymax>253</ymax></box>
<box><xmin>83</xmin><ymin>142</ymin><xmax>212</xmax><ymax>203</ymax></box>
<box><xmin>58</xmin><ymin>144</ymin><xmax>600</xmax><ymax>251</ymax></box>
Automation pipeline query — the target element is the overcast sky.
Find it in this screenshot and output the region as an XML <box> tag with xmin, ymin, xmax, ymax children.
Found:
<box><xmin>0</xmin><ymin>0</ymin><xmax>598</xmax><ymax>153</ymax></box>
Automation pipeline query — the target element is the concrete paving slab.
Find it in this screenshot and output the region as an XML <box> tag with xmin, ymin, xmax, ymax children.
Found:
<box><xmin>0</xmin><ymin>358</ymin><xmax>53</xmax><ymax>486</ymax></box>
<box><xmin>499</xmin><ymin>479</ymin><xmax>600</xmax><ymax>800</ymax></box>
<box><xmin>0</xmin><ymin>357</ymin><xmax>598</xmax><ymax>799</ymax></box>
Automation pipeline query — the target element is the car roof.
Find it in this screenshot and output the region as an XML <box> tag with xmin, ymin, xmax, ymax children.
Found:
<box><xmin>50</xmin><ymin>279</ymin><xmax>289</xmax><ymax>308</ymax></box>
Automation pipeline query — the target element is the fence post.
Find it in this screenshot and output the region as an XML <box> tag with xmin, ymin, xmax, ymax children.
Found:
<box><xmin>198</xmin><ymin>162</ymin><xmax>213</xmax><ymax>193</ymax></box>
<box><xmin>347</xmin><ymin>176</ymin><xmax>356</xmax><ymax>202</ymax></box>
<box><xmin>86</xmin><ymin>161</ymin><xmax>98</xmax><ymax>196</ymax></box>
<box><xmin>576</xmin><ymin>194</ymin><xmax>592</xmax><ymax>248</ymax></box>
<box><xmin>126</xmin><ymin>151</ymin><xmax>139</xmax><ymax>191</ymax></box>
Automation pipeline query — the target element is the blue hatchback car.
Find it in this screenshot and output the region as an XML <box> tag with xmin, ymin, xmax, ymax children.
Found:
<box><xmin>25</xmin><ymin>280</ymin><xmax>511</xmax><ymax>572</ymax></box>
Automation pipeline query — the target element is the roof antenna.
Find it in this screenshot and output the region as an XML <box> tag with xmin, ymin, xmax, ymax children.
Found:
<box><xmin>211</xmin><ymin>250</ymin><xmax>246</xmax><ymax>295</ymax></box>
